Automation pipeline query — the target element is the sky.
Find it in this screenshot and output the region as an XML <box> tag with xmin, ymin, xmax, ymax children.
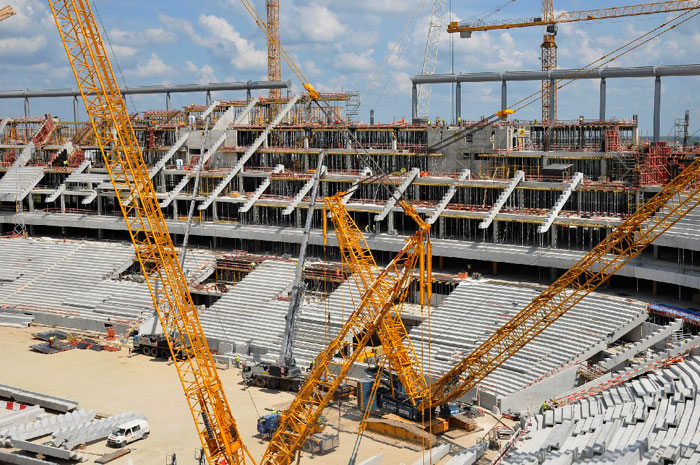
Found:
<box><xmin>0</xmin><ymin>0</ymin><xmax>699</xmax><ymax>137</ymax></box>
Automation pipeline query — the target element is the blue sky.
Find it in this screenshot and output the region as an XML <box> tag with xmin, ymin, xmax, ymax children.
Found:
<box><xmin>1</xmin><ymin>0</ymin><xmax>699</xmax><ymax>137</ymax></box>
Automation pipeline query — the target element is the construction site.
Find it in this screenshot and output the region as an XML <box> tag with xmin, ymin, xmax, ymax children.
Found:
<box><xmin>1</xmin><ymin>1</ymin><xmax>700</xmax><ymax>465</ymax></box>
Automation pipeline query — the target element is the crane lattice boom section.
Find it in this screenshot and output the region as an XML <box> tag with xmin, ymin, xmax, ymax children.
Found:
<box><xmin>47</xmin><ymin>1</ymin><xmax>248</xmax><ymax>464</ymax></box>
<box><xmin>262</xmin><ymin>196</ymin><xmax>430</xmax><ymax>463</ymax></box>
<box><xmin>325</xmin><ymin>195</ymin><xmax>430</xmax><ymax>405</ymax></box>
<box><xmin>0</xmin><ymin>5</ymin><xmax>15</xmax><ymax>21</ymax></box>
<box><xmin>425</xmin><ymin>159</ymin><xmax>700</xmax><ymax>408</ymax></box>
<box><xmin>448</xmin><ymin>0</ymin><xmax>700</xmax><ymax>32</ymax></box>
<box><xmin>416</xmin><ymin>0</ymin><xmax>446</xmax><ymax>118</ymax></box>
<box><xmin>266</xmin><ymin>0</ymin><xmax>281</xmax><ymax>100</ymax></box>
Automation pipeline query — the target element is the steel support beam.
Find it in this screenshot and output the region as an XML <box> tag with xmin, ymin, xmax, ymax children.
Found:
<box><xmin>72</xmin><ymin>96</ymin><xmax>79</xmax><ymax>121</ymax></box>
<box><xmin>412</xmin><ymin>64</ymin><xmax>700</xmax><ymax>85</ymax></box>
<box><xmin>412</xmin><ymin>84</ymin><xmax>418</xmax><ymax>120</ymax></box>
<box><xmin>455</xmin><ymin>82</ymin><xmax>461</xmax><ymax>121</ymax></box>
<box><xmin>654</xmin><ymin>76</ymin><xmax>661</xmax><ymax>143</ymax></box>
<box><xmin>501</xmin><ymin>80</ymin><xmax>507</xmax><ymax>111</ymax></box>
<box><xmin>599</xmin><ymin>78</ymin><xmax>606</xmax><ymax>121</ymax></box>
<box><xmin>0</xmin><ymin>80</ymin><xmax>290</xmax><ymax>100</ymax></box>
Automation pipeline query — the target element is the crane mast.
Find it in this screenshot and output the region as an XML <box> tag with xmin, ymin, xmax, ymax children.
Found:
<box><xmin>416</xmin><ymin>0</ymin><xmax>447</xmax><ymax>118</ymax></box>
<box><xmin>47</xmin><ymin>1</ymin><xmax>250</xmax><ymax>463</ymax></box>
<box><xmin>279</xmin><ymin>152</ymin><xmax>325</xmax><ymax>367</ymax></box>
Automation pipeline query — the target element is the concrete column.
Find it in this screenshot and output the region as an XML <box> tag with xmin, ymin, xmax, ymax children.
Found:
<box><xmin>600</xmin><ymin>158</ymin><xmax>607</xmax><ymax>178</ymax></box>
<box><xmin>653</xmin><ymin>76</ymin><xmax>661</xmax><ymax>143</ymax></box>
<box><xmin>212</xmin><ymin>201</ymin><xmax>218</xmax><ymax>222</ymax></box>
<box><xmin>551</xmin><ymin>224</ymin><xmax>557</xmax><ymax>248</ymax></box>
<box><xmin>24</xmin><ymin>98</ymin><xmax>30</xmax><ymax>117</ymax></box>
<box><xmin>492</xmin><ymin>221</ymin><xmax>499</xmax><ymax>243</ymax></box>
<box><xmin>206</xmin><ymin>91</ymin><xmax>212</xmax><ymax>106</ymax></box>
<box><xmin>27</xmin><ymin>194</ymin><xmax>34</xmax><ymax>212</ymax></box>
<box><xmin>412</xmin><ymin>84</ymin><xmax>418</xmax><ymax>120</ymax></box>
<box><xmin>158</xmin><ymin>170</ymin><xmax>166</xmax><ymax>193</ymax></box>
<box><xmin>550</xmin><ymin>267</ymin><xmax>557</xmax><ymax>282</ymax></box>
<box><xmin>492</xmin><ymin>261</ymin><xmax>498</xmax><ymax>275</ymax></box>
<box><xmin>173</xmin><ymin>199</ymin><xmax>178</xmax><ymax>220</ymax></box>
<box><xmin>439</xmin><ymin>216</ymin><xmax>445</xmax><ymax>239</ymax></box>
<box><xmin>501</xmin><ymin>81</ymin><xmax>507</xmax><ymax>111</ymax></box>
<box><xmin>455</xmin><ymin>82</ymin><xmax>462</xmax><ymax>122</ymax></box>
<box><xmin>166</xmin><ymin>92</ymin><xmax>171</xmax><ymax>111</ymax></box>
<box><xmin>387</xmin><ymin>211</ymin><xmax>394</xmax><ymax>234</ymax></box>
<box><xmin>599</xmin><ymin>78</ymin><xmax>606</xmax><ymax>121</ymax></box>
<box><xmin>653</xmin><ymin>245</ymin><xmax>660</xmax><ymax>259</ymax></box>
<box><xmin>73</xmin><ymin>96</ymin><xmax>79</xmax><ymax>121</ymax></box>
<box><xmin>97</xmin><ymin>195</ymin><xmax>102</xmax><ymax>215</ymax></box>
<box><xmin>60</xmin><ymin>195</ymin><xmax>66</xmax><ymax>213</ymax></box>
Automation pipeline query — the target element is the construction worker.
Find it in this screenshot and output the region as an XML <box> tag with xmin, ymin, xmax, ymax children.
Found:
<box><xmin>235</xmin><ymin>354</ymin><xmax>240</xmax><ymax>368</ymax></box>
<box><xmin>400</xmin><ymin>167</ymin><xmax>406</xmax><ymax>175</ymax></box>
<box><xmin>364</xmin><ymin>224</ymin><xmax>369</xmax><ymax>233</ymax></box>
<box><xmin>457</xmin><ymin>116</ymin><xmax>462</xmax><ymax>126</ymax></box>
<box><xmin>48</xmin><ymin>336</ymin><xmax>55</xmax><ymax>348</ymax></box>
<box><xmin>540</xmin><ymin>401</ymin><xmax>548</xmax><ymax>413</ymax></box>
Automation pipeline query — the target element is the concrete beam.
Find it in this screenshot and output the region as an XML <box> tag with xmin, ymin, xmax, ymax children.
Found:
<box><xmin>374</xmin><ymin>168</ymin><xmax>420</xmax><ymax>221</ymax></box>
<box><xmin>0</xmin><ymin>451</ymin><xmax>59</xmax><ymax>465</ymax></box>
<box><xmin>239</xmin><ymin>164</ymin><xmax>284</xmax><ymax>213</ymax></box>
<box><xmin>282</xmin><ymin>165</ymin><xmax>326</xmax><ymax>215</ymax></box>
<box><xmin>0</xmin><ymin>385</ymin><xmax>78</xmax><ymax>412</ymax></box>
<box><xmin>478</xmin><ymin>170</ymin><xmax>524</xmax><ymax>230</ymax></box>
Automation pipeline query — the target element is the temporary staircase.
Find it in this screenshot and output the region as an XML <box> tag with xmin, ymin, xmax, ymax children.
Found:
<box><xmin>240</xmin><ymin>164</ymin><xmax>284</xmax><ymax>213</ymax></box>
<box><xmin>427</xmin><ymin>168</ymin><xmax>470</xmax><ymax>224</ymax></box>
<box><xmin>538</xmin><ymin>172</ymin><xmax>584</xmax><ymax>233</ymax></box>
<box><xmin>374</xmin><ymin>168</ymin><xmax>420</xmax><ymax>221</ymax></box>
<box><xmin>479</xmin><ymin>170</ymin><xmax>524</xmax><ymax>229</ymax></box>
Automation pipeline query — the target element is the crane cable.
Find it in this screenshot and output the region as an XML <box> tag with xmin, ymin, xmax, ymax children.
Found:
<box><xmin>428</xmin><ymin>8</ymin><xmax>700</xmax><ymax>154</ymax></box>
<box><xmin>364</xmin><ymin>0</ymin><xmax>428</xmax><ymax>110</ymax></box>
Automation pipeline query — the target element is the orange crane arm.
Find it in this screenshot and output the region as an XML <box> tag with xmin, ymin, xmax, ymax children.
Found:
<box><xmin>47</xmin><ymin>1</ymin><xmax>252</xmax><ymax>464</ymax></box>
<box><xmin>0</xmin><ymin>5</ymin><xmax>15</xmax><ymax>22</ymax></box>
<box><xmin>261</xmin><ymin>201</ymin><xmax>431</xmax><ymax>464</ymax></box>
<box><xmin>323</xmin><ymin>193</ymin><xmax>431</xmax><ymax>406</ymax></box>
<box><xmin>422</xmin><ymin>159</ymin><xmax>700</xmax><ymax>408</ymax></box>
<box><xmin>448</xmin><ymin>0</ymin><xmax>700</xmax><ymax>34</ymax></box>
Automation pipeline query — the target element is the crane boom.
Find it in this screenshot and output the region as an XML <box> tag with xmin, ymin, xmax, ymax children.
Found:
<box><xmin>0</xmin><ymin>5</ymin><xmax>14</xmax><ymax>21</ymax></box>
<box><xmin>47</xmin><ymin>2</ymin><xmax>250</xmax><ymax>464</ymax></box>
<box><xmin>323</xmin><ymin>194</ymin><xmax>431</xmax><ymax>405</ymax></box>
<box><xmin>279</xmin><ymin>152</ymin><xmax>325</xmax><ymax>367</ymax></box>
<box><xmin>262</xmin><ymin>200</ymin><xmax>431</xmax><ymax>464</ymax></box>
<box><xmin>416</xmin><ymin>0</ymin><xmax>446</xmax><ymax>118</ymax></box>
<box><xmin>447</xmin><ymin>0</ymin><xmax>700</xmax><ymax>33</ymax></box>
<box><xmin>422</xmin><ymin>159</ymin><xmax>700</xmax><ymax>408</ymax></box>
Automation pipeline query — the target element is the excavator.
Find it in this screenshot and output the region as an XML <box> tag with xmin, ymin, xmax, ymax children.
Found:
<box><xmin>47</xmin><ymin>0</ymin><xmax>700</xmax><ymax>464</ymax></box>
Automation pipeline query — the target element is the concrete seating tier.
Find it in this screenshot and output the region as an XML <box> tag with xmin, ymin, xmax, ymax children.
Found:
<box><xmin>502</xmin><ymin>356</ymin><xmax>700</xmax><ymax>464</ymax></box>
<box><xmin>0</xmin><ymin>237</ymin><xmax>214</xmax><ymax>327</ymax></box>
<box><xmin>406</xmin><ymin>279</ymin><xmax>647</xmax><ymax>401</ymax></box>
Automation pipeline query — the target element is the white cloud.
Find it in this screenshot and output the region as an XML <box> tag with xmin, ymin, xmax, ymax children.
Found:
<box><xmin>330</xmin><ymin>0</ymin><xmax>422</xmax><ymax>14</ymax></box>
<box><xmin>335</xmin><ymin>51</ymin><xmax>376</xmax><ymax>72</ymax></box>
<box><xmin>110</xmin><ymin>27</ymin><xmax>177</xmax><ymax>45</ymax></box>
<box><xmin>133</xmin><ymin>53</ymin><xmax>173</xmax><ymax>78</ymax></box>
<box><xmin>185</xmin><ymin>61</ymin><xmax>217</xmax><ymax>84</ymax></box>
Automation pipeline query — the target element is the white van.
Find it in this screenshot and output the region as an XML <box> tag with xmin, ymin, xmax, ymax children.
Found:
<box><xmin>107</xmin><ymin>419</ymin><xmax>150</xmax><ymax>448</ymax></box>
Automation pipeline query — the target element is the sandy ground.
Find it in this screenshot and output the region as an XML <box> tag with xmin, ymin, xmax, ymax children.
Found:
<box><xmin>1</xmin><ymin>326</ymin><xmax>508</xmax><ymax>465</ymax></box>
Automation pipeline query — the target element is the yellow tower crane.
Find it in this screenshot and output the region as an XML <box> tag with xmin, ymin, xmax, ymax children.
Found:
<box><xmin>448</xmin><ymin>0</ymin><xmax>700</xmax><ymax>123</ymax></box>
<box><xmin>0</xmin><ymin>5</ymin><xmax>15</xmax><ymax>22</ymax></box>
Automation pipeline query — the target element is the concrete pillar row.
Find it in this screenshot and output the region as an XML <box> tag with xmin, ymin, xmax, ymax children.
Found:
<box><xmin>599</xmin><ymin>78</ymin><xmax>606</xmax><ymax>122</ymax></box>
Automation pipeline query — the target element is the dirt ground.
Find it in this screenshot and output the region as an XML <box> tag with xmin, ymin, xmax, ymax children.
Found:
<box><xmin>0</xmin><ymin>326</ymin><xmax>509</xmax><ymax>465</ymax></box>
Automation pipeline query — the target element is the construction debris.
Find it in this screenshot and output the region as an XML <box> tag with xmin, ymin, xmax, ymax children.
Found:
<box><xmin>94</xmin><ymin>448</ymin><xmax>131</xmax><ymax>464</ymax></box>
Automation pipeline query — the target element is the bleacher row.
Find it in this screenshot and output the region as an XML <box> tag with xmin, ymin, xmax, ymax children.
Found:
<box><xmin>0</xmin><ymin>237</ymin><xmax>214</xmax><ymax>326</ymax></box>
<box><xmin>198</xmin><ymin>259</ymin><xmax>356</xmax><ymax>366</ymax></box>
<box><xmin>502</xmin><ymin>355</ymin><xmax>700</xmax><ymax>465</ymax></box>
<box><xmin>406</xmin><ymin>280</ymin><xmax>648</xmax><ymax>400</ymax></box>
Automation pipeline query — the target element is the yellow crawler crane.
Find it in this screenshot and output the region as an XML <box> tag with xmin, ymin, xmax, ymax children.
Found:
<box><xmin>48</xmin><ymin>6</ymin><xmax>432</xmax><ymax>465</ymax></box>
<box><xmin>323</xmin><ymin>193</ymin><xmax>432</xmax><ymax>406</ymax></box>
<box><xmin>47</xmin><ymin>1</ymin><xmax>250</xmax><ymax>463</ymax></box>
<box><xmin>260</xmin><ymin>201</ymin><xmax>432</xmax><ymax>463</ymax></box>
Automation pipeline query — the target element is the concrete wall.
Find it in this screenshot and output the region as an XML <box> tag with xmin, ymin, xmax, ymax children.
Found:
<box><xmin>499</xmin><ymin>364</ymin><xmax>580</xmax><ymax>415</ymax></box>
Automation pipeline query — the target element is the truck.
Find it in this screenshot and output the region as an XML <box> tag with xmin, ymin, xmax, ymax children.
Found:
<box><xmin>133</xmin><ymin>333</ymin><xmax>184</xmax><ymax>359</ymax></box>
<box><xmin>257</xmin><ymin>412</ymin><xmax>338</xmax><ymax>455</ymax></box>
<box><xmin>241</xmin><ymin>362</ymin><xmax>305</xmax><ymax>391</ymax></box>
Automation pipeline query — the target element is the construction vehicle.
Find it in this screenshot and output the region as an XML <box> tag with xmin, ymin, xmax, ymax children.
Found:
<box><xmin>132</xmin><ymin>333</ymin><xmax>183</xmax><ymax>359</ymax></box>
<box><xmin>241</xmin><ymin>362</ymin><xmax>305</xmax><ymax>391</ymax></box>
<box><xmin>242</xmin><ymin>152</ymin><xmax>325</xmax><ymax>392</ymax></box>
